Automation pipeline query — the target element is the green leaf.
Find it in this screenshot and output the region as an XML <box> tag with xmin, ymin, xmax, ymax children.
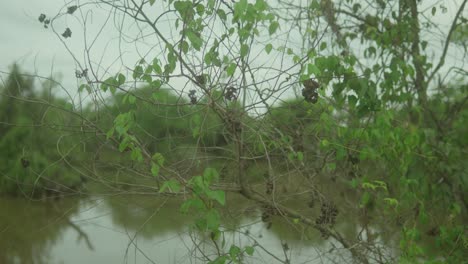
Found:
<box><xmin>149</xmin><ymin>0</ymin><xmax>155</xmax><ymax>5</ymax></box>
<box><xmin>179</xmin><ymin>40</ymin><xmax>189</xmax><ymax>54</ymax></box>
<box><xmin>186</xmin><ymin>30</ymin><xmax>203</xmax><ymax>51</ymax></box>
<box><xmin>217</xmin><ymin>9</ymin><xmax>227</xmax><ymax>20</ymax></box>
<box><xmin>151</xmin><ymin>162</ymin><xmax>160</xmax><ymax>177</ymax></box>
<box><xmin>192</xmin><ymin>127</ymin><xmax>200</xmax><ymax>138</ymax></box>
<box><xmin>152</xmin><ymin>59</ymin><xmax>162</xmax><ymax>74</ymax></box>
<box><xmin>117</xmin><ymin>73</ymin><xmax>126</xmax><ymax>85</ymax></box>
<box><xmin>431</xmin><ymin>6</ymin><xmax>436</xmax><ymax>16</ymax></box>
<box><xmin>152</xmin><ymin>152</ymin><xmax>165</xmax><ymax>166</ymax></box>
<box><xmin>133</xmin><ymin>65</ymin><xmax>143</xmax><ymax>79</ymax></box>
<box><xmin>131</xmin><ymin>148</ymin><xmax>143</xmax><ymax>161</ymax></box>
<box><xmin>307</xmin><ymin>63</ymin><xmax>321</xmax><ymax>75</ymax></box>
<box><xmin>229</xmin><ymin>245</ymin><xmax>241</xmax><ymax>259</ymax></box>
<box><xmin>160</xmin><ymin>179</ymin><xmax>181</xmax><ymax>193</ymax></box>
<box><xmin>196</xmin><ymin>3</ymin><xmax>205</xmax><ymax>15</ymax></box>
<box><xmin>360</xmin><ymin>191</ymin><xmax>372</xmax><ymax>208</ymax></box>
<box><xmin>206</xmin><ymin>209</ymin><xmax>220</xmax><ymax>230</ymax></box>
<box><xmin>209</xmin><ymin>256</ymin><xmax>228</xmax><ymax>264</ymax></box>
<box><xmin>226</xmin><ymin>62</ymin><xmax>237</xmax><ymax>76</ymax></box>
<box><xmin>383</xmin><ymin>198</ymin><xmax>399</xmax><ymax>207</ymax></box>
<box><xmin>255</xmin><ymin>0</ymin><xmax>268</xmax><ymax>11</ymax></box>
<box><xmin>265</xmin><ymin>43</ymin><xmax>273</xmax><ymax>54</ymax></box>
<box><xmin>151</xmin><ymin>80</ymin><xmax>162</xmax><ymax>89</ymax></box>
<box><xmin>128</xmin><ymin>95</ymin><xmax>136</xmax><ymax>104</ymax></box>
<box><xmin>451</xmin><ymin>203</ymin><xmax>461</xmax><ymax>215</ymax></box>
<box><xmin>166</xmin><ymin>51</ymin><xmax>177</xmax><ymax>74</ymax></box>
<box><xmin>327</xmin><ymin>162</ymin><xmax>336</xmax><ymax>171</ymax></box>
<box><xmin>348</xmin><ymin>95</ymin><xmax>357</xmax><ymax>106</ymax></box>
<box><xmin>204</xmin><ymin>51</ymin><xmax>213</xmax><ymax>65</ymax></box>
<box><xmin>418</xmin><ymin>211</ymin><xmax>428</xmax><ymax>225</ymax></box>
<box><xmin>319</xmin><ymin>42</ymin><xmax>327</xmax><ymax>51</ymax></box>
<box><xmin>320</xmin><ymin>139</ymin><xmax>329</xmax><ymax>148</ymax></box>
<box><xmin>269</xmin><ymin>21</ymin><xmax>279</xmax><ymax>35</ymax></box>
<box><xmin>206</xmin><ymin>190</ymin><xmax>225</xmax><ymax>205</ymax></box>
<box><xmin>373</xmin><ymin>180</ymin><xmax>387</xmax><ymax>191</ymax></box>
<box><xmin>297</xmin><ymin>151</ymin><xmax>304</xmax><ymax>161</ymax></box>
<box><xmin>174</xmin><ymin>1</ymin><xmax>192</xmax><ymax>17</ymax></box>
<box><xmin>181</xmin><ymin>197</ymin><xmax>205</xmax><ymax>213</ymax></box>
<box><xmin>245</xmin><ymin>246</ymin><xmax>255</xmax><ymax>256</ymax></box>
<box><xmin>106</xmin><ymin>128</ymin><xmax>114</xmax><ymax>139</ymax></box>
<box><xmin>190</xmin><ymin>175</ymin><xmax>207</xmax><ymax>192</ymax></box>
<box><xmin>101</xmin><ymin>77</ymin><xmax>115</xmax><ymax>92</ymax></box>
<box><xmin>234</xmin><ymin>0</ymin><xmax>248</xmax><ymax>17</ymax></box>
<box><xmin>362</xmin><ymin>182</ymin><xmax>377</xmax><ymax>190</ymax></box>
<box><xmin>350</xmin><ymin>178</ymin><xmax>359</xmax><ymax>188</ymax></box>
<box><xmin>78</xmin><ymin>84</ymin><xmax>90</xmax><ymax>93</ymax></box>
<box><xmin>203</xmin><ymin>168</ymin><xmax>219</xmax><ymax>183</ymax></box>
<box><xmin>118</xmin><ymin>138</ymin><xmax>130</xmax><ymax>152</ymax></box>
<box><xmin>240</xmin><ymin>44</ymin><xmax>249</xmax><ymax>57</ymax></box>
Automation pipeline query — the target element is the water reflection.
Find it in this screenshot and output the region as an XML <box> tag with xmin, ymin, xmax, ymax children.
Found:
<box><xmin>0</xmin><ymin>194</ymin><xmax>396</xmax><ymax>263</ymax></box>
<box><xmin>0</xmin><ymin>197</ymin><xmax>83</xmax><ymax>264</ymax></box>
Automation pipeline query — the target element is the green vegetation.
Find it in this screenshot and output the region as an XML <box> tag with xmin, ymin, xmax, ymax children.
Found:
<box><xmin>1</xmin><ymin>0</ymin><xmax>467</xmax><ymax>263</ymax></box>
<box><xmin>0</xmin><ymin>65</ymin><xmax>83</xmax><ymax>197</ymax></box>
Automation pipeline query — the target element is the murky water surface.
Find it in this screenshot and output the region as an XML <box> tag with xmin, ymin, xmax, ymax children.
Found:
<box><xmin>0</xmin><ymin>193</ymin><xmax>399</xmax><ymax>264</ymax></box>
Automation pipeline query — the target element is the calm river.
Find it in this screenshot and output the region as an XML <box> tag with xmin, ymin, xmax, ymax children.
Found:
<box><xmin>0</xmin><ymin>193</ymin><xmax>399</xmax><ymax>264</ymax></box>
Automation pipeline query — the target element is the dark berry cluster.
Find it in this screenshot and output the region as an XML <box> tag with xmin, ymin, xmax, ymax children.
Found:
<box><xmin>315</xmin><ymin>201</ymin><xmax>339</xmax><ymax>227</ymax></box>
<box><xmin>188</xmin><ymin>90</ymin><xmax>197</xmax><ymax>104</ymax></box>
<box><xmin>38</xmin><ymin>14</ymin><xmax>50</xmax><ymax>28</ymax></box>
<box><xmin>75</xmin><ymin>69</ymin><xmax>88</xmax><ymax>79</ymax></box>
<box><xmin>62</xmin><ymin>28</ymin><xmax>72</xmax><ymax>38</ymax></box>
<box><xmin>195</xmin><ymin>75</ymin><xmax>205</xmax><ymax>85</ymax></box>
<box><xmin>261</xmin><ymin>205</ymin><xmax>275</xmax><ymax>229</ymax></box>
<box><xmin>302</xmin><ymin>78</ymin><xmax>320</xmax><ymax>104</ymax></box>
<box><xmin>224</xmin><ymin>86</ymin><xmax>238</xmax><ymax>101</ymax></box>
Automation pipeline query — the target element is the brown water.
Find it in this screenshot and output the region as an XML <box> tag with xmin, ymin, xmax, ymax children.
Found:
<box><xmin>0</xmin><ymin>193</ymin><xmax>399</xmax><ymax>264</ymax></box>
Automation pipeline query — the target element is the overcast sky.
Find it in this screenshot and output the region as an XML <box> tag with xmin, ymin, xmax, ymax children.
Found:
<box><xmin>0</xmin><ymin>1</ymin><xmax>74</xmax><ymax>72</ymax></box>
<box><xmin>0</xmin><ymin>0</ymin><xmax>466</xmax><ymax>105</ymax></box>
<box><xmin>0</xmin><ymin>1</ymin><xmax>83</xmax><ymax>100</ymax></box>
